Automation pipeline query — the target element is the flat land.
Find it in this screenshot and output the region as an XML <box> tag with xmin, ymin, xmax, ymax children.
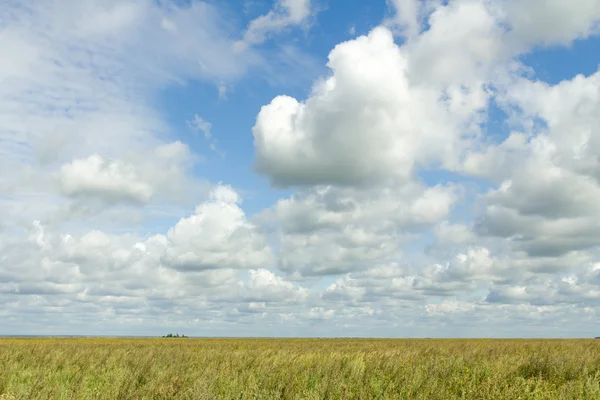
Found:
<box><xmin>1</xmin><ymin>338</ymin><xmax>599</xmax><ymax>399</ymax></box>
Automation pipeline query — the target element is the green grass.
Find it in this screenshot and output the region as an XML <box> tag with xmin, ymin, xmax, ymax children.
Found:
<box><xmin>1</xmin><ymin>338</ymin><xmax>600</xmax><ymax>399</ymax></box>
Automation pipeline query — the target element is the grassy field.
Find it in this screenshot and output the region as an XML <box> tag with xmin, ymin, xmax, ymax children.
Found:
<box><xmin>1</xmin><ymin>338</ymin><xmax>600</xmax><ymax>399</ymax></box>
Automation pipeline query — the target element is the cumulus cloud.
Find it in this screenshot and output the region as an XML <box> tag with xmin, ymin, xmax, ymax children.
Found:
<box><xmin>413</xmin><ymin>247</ymin><xmax>495</xmax><ymax>295</ymax></box>
<box><xmin>243</xmin><ymin>269</ymin><xmax>308</xmax><ymax>303</ymax></box>
<box><xmin>261</xmin><ymin>182</ymin><xmax>456</xmax><ymax>276</ymax></box>
<box><xmin>405</xmin><ymin>0</ymin><xmax>507</xmax><ymax>87</ymax></box>
<box><xmin>433</xmin><ymin>221</ymin><xmax>475</xmax><ymax>246</ymax></box>
<box><xmin>0</xmin><ymin>185</ymin><xmax>286</xmax><ymax>331</ymax></box>
<box><xmin>385</xmin><ymin>0</ymin><xmax>423</xmax><ymax>38</ymax></box>
<box><xmin>60</xmin><ymin>155</ymin><xmax>154</xmax><ymax>204</ymax></box>
<box><xmin>323</xmin><ymin>263</ymin><xmax>416</xmax><ymax>304</ymax></box>
<box><xmin>253</xmin><ymin>17</ymin><xmax>497</xmax><ymax>188</ymax></box>
<box><xmin>162</xmin><ymin>185</ymin><xmax>273</xmax><ymax>271</ymax></box>
<box><xmin>471</xmin><ymin>70</ymin><xmax>600</xmax><ymax>257</ymax></box>
<box><xmin>321</xmin><ymin>247</ymin><xmax>496</xmax><ymax>304</ymax></box>
<box><xmin>55</xmin><ymin>141</ymin><xmax>202</xmax><ymax>213</ymax></box>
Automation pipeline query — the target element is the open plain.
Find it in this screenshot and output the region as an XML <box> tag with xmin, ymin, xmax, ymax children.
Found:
<box><xmin>1</xmin><ymin>338</ymin><xmax>600</xmax><ymax>399</ymax></box>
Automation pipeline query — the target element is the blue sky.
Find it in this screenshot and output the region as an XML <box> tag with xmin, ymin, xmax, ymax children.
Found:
<box><xmin>1</xmin><ymin>0</ymin><xmax>600</xmax><ymax>338</ymax></box>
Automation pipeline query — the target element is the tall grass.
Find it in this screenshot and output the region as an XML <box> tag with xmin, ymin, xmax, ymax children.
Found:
<box><xmin>1</xmin><ymin>338</ymin><xmax>599</xmax><ymax>399</ymax></box>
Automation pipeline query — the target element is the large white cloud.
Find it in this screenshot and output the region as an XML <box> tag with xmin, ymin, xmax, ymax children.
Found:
<box><xmin>253</xmin><ymin>25</ymin><xmax>489</xmax><ymax>187</ymax></box>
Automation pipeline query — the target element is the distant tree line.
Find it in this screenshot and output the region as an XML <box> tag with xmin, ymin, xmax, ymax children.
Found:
<box><xmin>162</xmin><ymin>333</ymin><xmax>188</xmax><ymax>338</ymax></box>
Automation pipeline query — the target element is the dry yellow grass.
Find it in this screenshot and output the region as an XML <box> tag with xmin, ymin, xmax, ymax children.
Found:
<box><xmin>1</xmin><ymin>338</ymin><xmax>599</xmax><ymax>399</ymax></box>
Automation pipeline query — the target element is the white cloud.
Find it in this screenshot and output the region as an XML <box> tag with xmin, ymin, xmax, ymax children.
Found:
<box><xmin>162</xmin><ymin>185</ymin><xmax>273</xmax><ymax>271</ymax></box>
<box><xmin>470</xmin><ymin>70</ymin><xmax>600</xmax><ymax>257</ymax></box>
<box><xmin>503</xmin><ymin>0</ymin><xmax>600</xmax><ymax>48</ymax></box>
<box><xmin>53</xmin><ymin>140</ymin><xmax>202</xmax><ymax>214</ymax></box>
<box><xmin>319</xmin><ymin>246</ymin><xmax>600</xmax><ymax>322</ymax></box>
<box><xmin>321</xmin><ymin>247</ymin><xmax>496</xmax><ymax>304</ymax></box>
<box><xmin>413</xmin><ymin>247</ymin><xmax>495</xmax><ymax>295</ymax></box>
<box><xmin>0</xmin><ymin>185</ymin><xmax>278</xmax><ymax>320</ymax></box>
<box><xmin>433</xmin><ymin>221</ymin><xmax>475</xmax><ymax>246</ymax></box>
<box><xmin>385</xmin><ymin>0</ymin><xmax>440</xmax><ymax>39</ymax></box>
<box><xmin>60</xmin><ymin>155</ymin><xmax>154</xmax><ymax>204</ymax></box>
<box><xmin>238</xmin><ymin>0</ymin><xmax>313</xmax><ymax>49</ymax></box>
<box><xmin>262</xmin><ymin>182</ymin><xmax>456</xmax><ymax>276</ymax></box>
<box><xmin>253</xmin><ymin>26</ymin><xmax>487</xmax><ymax>187</ymax></box>
<box><xmin>243</xmin><ymin>269</ymin><xmax>308</xmax><ymax>303</ymax></box>
<box><xmin>386</xmin><ymin>0</ymin><xmax>422</xmax><ymax>38</ymax></box>
<box><xmin>323</xmin><ymin>278</ymin><xmax>366</xmax><ymax>302</ymax></box>
<box><xmin>485</xmin><ymin>257</ymin><xmax>600</xmax><ymax>307</ymax></box>
<box><xmin>405</xmin><ymin>0</ymin><xmax>507</xmax><ymax>87</ymax></box>
<box><xmin>190</xmin><ymin>115</ymin><xmax>213</xmax><ymax>139</ymax></box>
<box><xmin>189</xmin><ymin>114</ymin><xmax>221</xmax><ymax>153</ymax></box>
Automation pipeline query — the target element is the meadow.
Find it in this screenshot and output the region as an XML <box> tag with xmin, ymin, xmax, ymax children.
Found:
<box><xmin>1</xmin><ymin>338</ymin><xmax>600</xmax><ymax>399</ymax></box>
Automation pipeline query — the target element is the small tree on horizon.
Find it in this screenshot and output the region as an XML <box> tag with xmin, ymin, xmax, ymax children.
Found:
<box><xmin>162</xmin><ymin>333</ymin><xmax>188</xmax><ymax>338</ymax></box>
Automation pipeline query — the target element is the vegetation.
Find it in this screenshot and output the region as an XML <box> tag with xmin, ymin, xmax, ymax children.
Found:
<box><xmin>1</xmin><ymin>338</ymin><xmax>600</xmax><ymax>399</ymax></box>
<box><xmin>162</xmin><ymin>333</ymin><xmax>188</xmax><ymax>338</ymax></box>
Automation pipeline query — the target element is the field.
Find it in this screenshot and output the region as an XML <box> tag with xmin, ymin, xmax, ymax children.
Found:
<box><xmin>1</xmin><ymin>338</ymin><xmax>600</xmax><ymax>399</ymax></box>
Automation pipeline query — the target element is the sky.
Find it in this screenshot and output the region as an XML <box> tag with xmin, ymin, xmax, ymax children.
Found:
<box><xmin>1</xmin><ymin>0</ymin><xmax>600</xmax><ymax>338</ymax></box>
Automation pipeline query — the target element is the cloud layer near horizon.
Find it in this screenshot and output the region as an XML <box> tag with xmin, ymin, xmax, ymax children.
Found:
<box><xmin>2</xmin><ymin>0</ymin><xmax>600</xmax><ymax>337</ymax></box>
